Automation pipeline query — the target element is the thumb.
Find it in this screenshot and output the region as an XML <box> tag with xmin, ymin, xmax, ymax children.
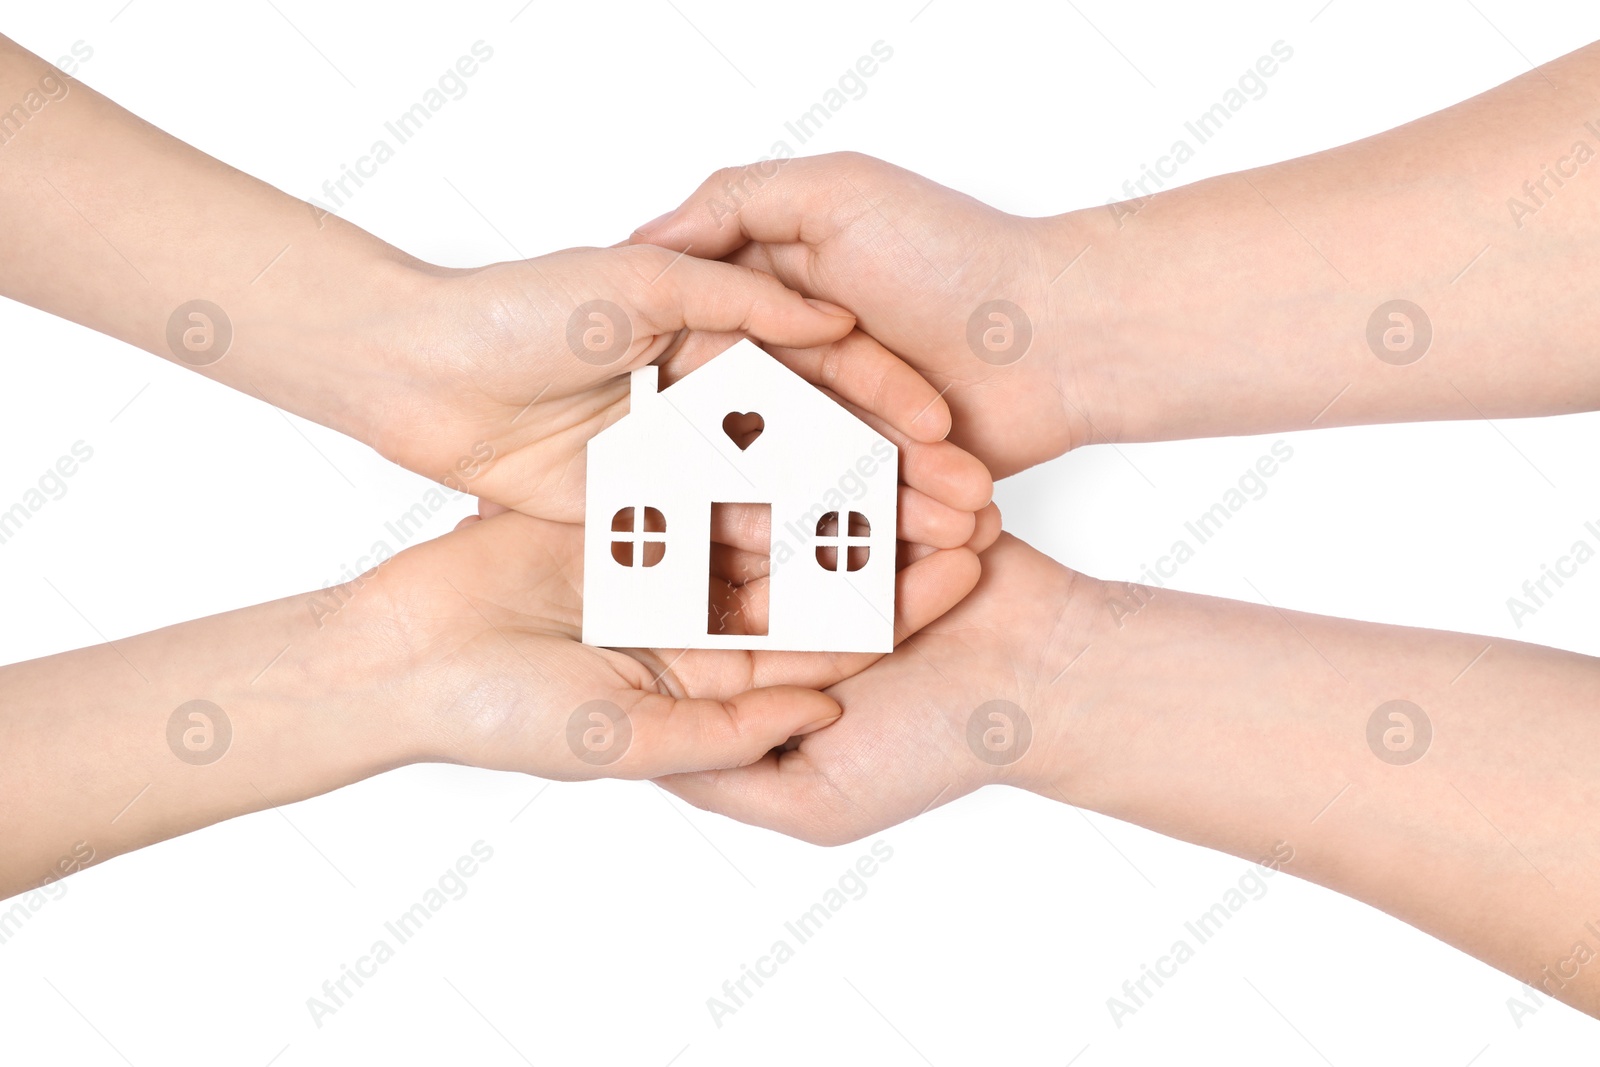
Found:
<box><xmin>629</xmin><ymin>158</ymin><xmax>837</xmax><ymax>258</ymax></box>
<box><xmin>595</xmin><ymin>685</ymin><xmax>842</xmax><ymax>779</ymax></box>
<box><xmin>626</xmin><ymin>248</ymin><xmax>855</xmax><ymax>351</ymax></box>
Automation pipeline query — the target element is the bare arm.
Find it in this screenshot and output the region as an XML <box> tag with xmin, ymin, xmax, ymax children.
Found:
<box><xmin>1058</xmin><ymin>37</ymin><xmax>1600</xmax><ymax>444</ymax></box>
<box><xmin>0</xmin><ymin>33</ymin><xmax>986</xmax><ymax>529</ymax></box>
<box><xmin>664</xmin><ymin>536</ymin><xmax>1600</xmax><ymax>1016</ymax></box>
<box><xmin>0</xmin><ymin>32</ymin><xmax>419</xmax><ymax>443</ymax></box>
<box><xmin>635</xmin><ymin>39</ymin><xmax>1600</xmax><ymax>472</ymax></box>
<box><xmin>0</xmin><ymin>509</ymin><xmax>984</xmax><ymax>901</ymax></box>
<box><xmin>1052</xmin><ymin>558</ymin><xmax>1600</xmax><ymax>1013</ymax></box>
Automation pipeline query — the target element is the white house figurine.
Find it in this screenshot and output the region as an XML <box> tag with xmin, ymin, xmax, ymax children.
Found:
<box><xmin>582</xmin><ymin>339</ymin><xmax>898</xmax><ymax>652</ymax></box>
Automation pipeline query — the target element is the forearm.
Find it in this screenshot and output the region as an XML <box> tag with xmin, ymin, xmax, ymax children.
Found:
<box><xmin>0</xmin><ymin>586</ymin><xmax>420</xmax><ymax>900</ymax></box>
<box><xmin>1041</xmin><ymin>575</ymin><xmax>1600</xmax><ymax>1012</ymax></box>
<box><xmin>0</xmin><ymin>33</ymin><xmax>428</xmax><ymax>446</ymax></box>
<box><xmin>1055</xmin><ymin>39</ymin><xmax>1600</xmax><ymax>444</ymax></box>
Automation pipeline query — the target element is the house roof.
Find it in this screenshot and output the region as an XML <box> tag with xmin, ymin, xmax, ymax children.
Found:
<box><xmin>590</xmin><ymin>338</ymin><xmax>887</xmax><ymax>448</ymax></box>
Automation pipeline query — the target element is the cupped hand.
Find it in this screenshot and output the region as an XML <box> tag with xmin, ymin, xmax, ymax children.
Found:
<box><xmin>363</xmin><ymin>245</ymin><xmax>990</xmax><ymax>531</ymax></box>
<box><xmin>631</xmin><ymin>152</ymin><xmax>1101</xmax><ymax>479</ymax></box>
<box><xmin>357</xmin><ymin>506</ymin><xmax>987</xmax><ymax>782</ymax></box>
<box><xmin>657</xmin><ymin>531</ymin><xmax>1094</xmax><ymax>843</ymax></box>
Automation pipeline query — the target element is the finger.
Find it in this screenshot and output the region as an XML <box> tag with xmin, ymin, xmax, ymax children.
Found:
<box><xmin>709</xmin><ymin>500</ymin><xmax>775</xmax><ymax>556</ymax></box>
<box><xmin>749</xmin><ymin>546</ymin><xmax>980</xmax><ymax>690</ymax></box>
<box><xmin>709</xmin><ymin>541</ymin><xmax>771</xmax><ymax>585</ymax></box>
<box><xmin>824</xmin><ymin>387</ymin><xmax>993</xmax><ymax>513</ymax></box>
<box><xmin>615</xmin><ymin>686</ymin><xmax>840</xmax><ymax>778</ymax></box>
<box><xmin>968</xmin><ymin>501</ymin><xmax>1003</xmax><ymax>554</ymax></box>
<box><xmin>723</xmin><ymin>239</ymin><xmax>784</xmax><ymax>278</ymax></box>
<box><xmin>898</xmin><ymin>436</ymin><xmax>993</xmax><ymax>515</ymax></box>
<box><xmin>707</xmin><ymin>569</ymin><xmax>768</xmax><ymax>637</ymax></box>
<box><xmin>891</xmin><ymin>546</ymin><xmax>980</xmax><ymax>647</ymax></box>
<box><xmin>899</xmin><ymin>485</ymin><xmax>977</xmax><ymax>550</ymax></box>
<box><xmin>725</xmin><ymin>239</ymin><xmax>810</xmax><ymax>288</ymax></box>
<box><xmin>659</xmin><ymin>746</ymin><xmax>877</xmax><ymax>846</ymax></box>
<box><xmin>631</xmin><ymin>155</ymin><xmax>876</xmax><ymax>259</ymax></box>
<box><xmin>763</xmin><ymin>330</ymin><xmax>952</xmax><ymax>443</ymax></box>
<box><xmin>624</xmin><ymin>247</ymin><xmax>855</xmax><ymax>350</ymax></box>
<box><xmin>453</xmin><ymin>514</ymin><xmax>482</xmax><ymax>531</ymax></box>
<box><xmin>478</xmin><ymin>499</ymin><xmax>511</xmax><ymax>519</ymax></box>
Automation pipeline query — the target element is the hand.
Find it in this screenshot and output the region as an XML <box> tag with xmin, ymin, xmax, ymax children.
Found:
<box><xmin>362</xmin><ymin>506</ymin><xmax>986</xmax><ymax>781</ymax></box>
<box><xmin>631</xmin><ymin>153</ymin><xmax>1102</xmax><ymax>479</ymax></box>
<box><xmin>362</xmin><ymin>245</ymin><xmax>992</xmax><ymax>535</ymax></box>
<box><xmin>0</xmin><ymin>39</ymin><xmax>992</xmax><ymax>534</ymax></box>
<box><xmin>0</xmin><ymin>467</ymin><xmax>988</xmax><ymax>893</ymax></box>
<box><xmin>658</xmin><ymin>532</ymin><xmax>1092</xmax><ymax>842</ymax></box>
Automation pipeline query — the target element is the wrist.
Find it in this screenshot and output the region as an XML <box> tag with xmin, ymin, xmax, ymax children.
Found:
<box><xmin>253</xmin><ymin>232</ymin><xmax>444</xmax><ymax>449</ymax></box>
<box><xmin>957</xmin><ymin>539</ymin><xmax>1105</xmax><ymax>795</ymax></box>
<box><xmin>1030</xmin><ymin>207</ymin><xmax>1131</xmax><ymax>452</ymax></box>
<box><xmin>298</xmin><ymin>557</ymin><xmax>455</xmax><ymax>768</ymax></box>
<box><xmin>326</xmin><ymin>533</ymin><xmax>571</xmax><ymax>770</ymax></box>
<box><xmin>1008</xmin><ymin>560</ymin><xmax>1119</xmax><ymax>801</ymax></box>
<box><xmin>263</xmin><ymin>579</ymin><xmax>434</xmax><ymax>775</ymax></box>
<box><xmin>173</xmin><ymin>208</ymin><xmax>448</xmax><ymax>455</ymax></box>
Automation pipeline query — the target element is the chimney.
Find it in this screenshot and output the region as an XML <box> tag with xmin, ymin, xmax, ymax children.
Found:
<box><xmin>630</xmin><ymin>365</ymin><xmax>658</xmax><ymax>412</ymax></box>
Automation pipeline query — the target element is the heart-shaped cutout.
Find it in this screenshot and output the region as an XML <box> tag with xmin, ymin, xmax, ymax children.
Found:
<box><xmin>722</xmin><ymin>411</ymin><xmax>764</xmax><ymax>451</ymax></box>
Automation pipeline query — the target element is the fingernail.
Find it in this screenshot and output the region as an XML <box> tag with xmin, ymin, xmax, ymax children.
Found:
<box><xmin>804</xmin><ymin>298</ymin><xmax>855</xmax><ymax>320</ymax></box>
<box><xmin>794</xmin><ymin>714</ymin><xmax>841</xmax><ymax>735</ymax></box>
<box><xmin>635</xmin><ymin>209</ymin><xmax>678</xmax><ymax>234</ymax></box>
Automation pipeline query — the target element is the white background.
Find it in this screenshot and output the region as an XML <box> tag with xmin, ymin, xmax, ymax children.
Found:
<box><xmin>2</xmin><ymin>0</ymin><xmax>1597</xmax><ymax>1063</ymax></box>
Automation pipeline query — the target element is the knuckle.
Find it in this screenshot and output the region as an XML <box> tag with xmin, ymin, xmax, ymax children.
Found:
<box><xmin>610</xmin><ymin>245</ymin><xmax>668</xmax><ymax>295</ymax></box>
<box><xmin>699</xmin><ymin>699</ymin><xmax>749</xmax><ymax>755</ymax></box>
<box><xmin>710</xmin><ymin>162</ymin><xmax>761</xmax><ymax>191</ymax></box>
<box><xmin>620</xmin><ymin>241</ymin><xmax>672</xmax><ymax>273</ymax></box>
<box><xmin>817</xmin><ymin>341</ymin><xmax>847</xmax><ymax>386</ymax></box>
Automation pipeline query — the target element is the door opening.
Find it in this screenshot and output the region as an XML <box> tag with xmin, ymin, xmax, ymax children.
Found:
<box><xmin>708</xmin><ymin>502</ymin><xmax>771</xmax><ymax>636</ymax></box>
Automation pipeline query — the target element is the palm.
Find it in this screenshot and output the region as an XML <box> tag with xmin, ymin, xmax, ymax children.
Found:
<box><xmin>366</xmin><ymin>509</ymin><xmax>981</xmax><ymax>781</ymax></box>
<box><xmin>661</xmin><ymin>535</ymin><xmax>1083</xmax><ymax>842</ymax></box>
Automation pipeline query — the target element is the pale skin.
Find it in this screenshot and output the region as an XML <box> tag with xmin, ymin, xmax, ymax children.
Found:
<box><xmin>0</xmin><ymin>508</ymin><xmax>994</xmax><ymax>902</ymax></box>
<box><xmin>0</xmin><ymin>34</ymin><xmax>999</xmax><ymax>896</ymax></box>
<box><xmin>8</xmin><ymin>18</ymin><xmax>1600</xmax><ymax>1025</ymax></box>
<box><xmin>0</xmin><ymin>34</ymin><xmax>990</xmax><ymax>538</ymax></box>
<box><xmin>636</xmin><ymin>43</ymin><xmax>1600</xmax><ymax>1015</ymax></box>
